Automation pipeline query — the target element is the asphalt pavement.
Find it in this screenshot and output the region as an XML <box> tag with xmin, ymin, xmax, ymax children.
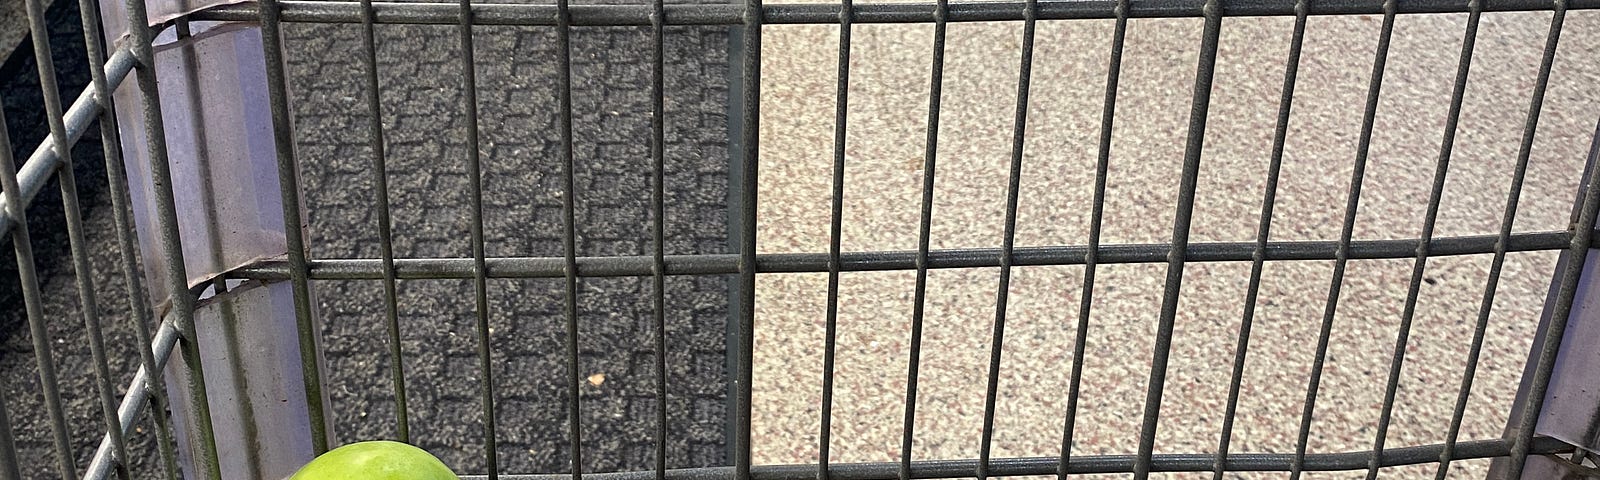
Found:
<box><xmin>283</xmin><ymin>9</ymin><xmax>733</xmax><ymax>475</ymax></box>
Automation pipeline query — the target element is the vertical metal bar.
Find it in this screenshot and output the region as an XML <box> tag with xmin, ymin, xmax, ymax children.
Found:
<box><xmin>166</xmin><ymin>40</ymin><xmax>267</xmax><ymax>473</ymax></box>
<box><xmin>115</xmin><ymin>196</ymin><xmax>182</xmax><ymax>477</ymax></box>
<box><xmin>1131</xmin><ymin>1</ymin><xmax>1222</xmax><ymax>477</ymax></box>
<box><xmin>110</xmin><ymin>149</ymin><xmax>183</xmax><ymax>477</ymax></box>
<box><xmin>1506</xmin><ymin>9</ymin><xmax>1589</xmax><ymax>478</ymax></box>
<box><xmin>0</xmin><ymin>110</ymin><xmax>19</xmax><ymax>480</ymax></box>
<box><xmin>1432</xmin><ymin>14</ymin><xmax>1539</xmax><ymax>460</ymax></box>
<box><xmin>92</xmin><ymin>40</ymin><xmax>181</xmax><ymax>480</ymax></box>
<box><xmin>1363</xmin><ymin>3</ymin><xmax>1479</xmax><ymax>478</ymax></box>
<box><xmin>1503</xmin><ymin>117</ymin><xmax>1600</xmax><ymax>479</ymax></box>
<box><xmin>63</xmin><ymin>65</ymin><xmax>134</xmax><ymax>478</ymax></box>
<box><xmin>556</xmin><ymin>0</ymin><xmax>582</xmax><ymax>477</ymax></box>
<box><xmin>977</xmin><ymin>1</ymin><xmax>1035</xmax><ymax>479</ymax></box>
<box><xmin>1211</xmin><ymin>3</ymin><xmax>1306</xmax><ymax>478</ymax></box>
<box><xmin>456</xmin><ymin>0</ymin><xmax>498</xmax><ymax>474</ymax></box>
<box><xmin>359</xmin><ymin>0</ymin><xmax>410</xmax><ymax>443</ymax></box>
<box><xmin>1288</xmin><ymin>1</ymin><xmax>1396</xmax><ymax>477</ymax></box>
<box><xmin>1058</xmin><ymin>2</ymin><xmax>1125</xmax><ymax>477</ymax></box>
<box><xmin>259</xmin><ymin>0</ymin><xmax>332</xmax><ymax>456</ymax></box>
<box><xmin>735</xmin><ymin>0</ymin><xmax>761</xmax><ymax>476</ymax></box>
<box><xmin>8</xmin><ymin>212</ymin><xmax>72</xmax><ymax>480</ymax></box>
<box><xmin>1511</xmin><ymin>142</ymin><xmax>1600</xmax><ymax>476</ymax></box>
<box><xmin>120</xmin><ymin>0</ymin><xmax>223</xmax><ymax>473</ymax></box>
<box><xmin>900</xmin><ymin>1</ymin><xmax>946</xmax><ymax>479</ymax></box>
<box><xmin>56</xmin><ymin>3</ymin><xmax>135</xmax><ymax>476</ymax></box>
<box><xmin>724</xmin><ymin>9</ymin><xmax>744</xmax><ymax>468</ymax></box>
<box><xmin>177</xmin><ymin>15</ymin><xmax>250</xmax><ymax>451</ymax></box>
<box><xmin>75</xmin><ymin>0</ymin><xmax>174</xmax><ymax>474</ymax></box>
<box><xmin>21</xmin><ymin>0</ymin><xmax>86</xmax><ymax>476</ymax></box>
<box><xmin>650</xmin><ymin>0</ymin><xmax>668</xmax><ymax>477</ymax></box>
<box><xmin>0</xmin><ymin>106</ymin><xmax>75</xmax><ymax>480</ymax></box>
<box><xmin>818</xmin><ymin>0</ymin><xmax>851</xmax><ymax>478</ymax></box>
<box><xmin>0</xmin><ymin>373</ymin><xmax>17</xmax><ymax>480</ymax></box>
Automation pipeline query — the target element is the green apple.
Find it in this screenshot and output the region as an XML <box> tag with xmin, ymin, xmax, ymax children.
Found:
<box><xmin>289</xmin><ymin>441</ymin><xmax>458</xmax><ymax>480</ymax></box>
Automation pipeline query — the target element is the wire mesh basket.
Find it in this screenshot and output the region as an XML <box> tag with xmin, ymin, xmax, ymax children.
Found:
<box><xmin>2</xmin><ymin>0</ymin><xmax>1599</xmax><ymax>478</ymax></box>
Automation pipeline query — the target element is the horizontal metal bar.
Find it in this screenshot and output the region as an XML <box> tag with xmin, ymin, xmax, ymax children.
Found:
<box><xmin>227</xmin><ymin>231</ymin><xmax>1574</xmax><ymax>280</ymax></box>
<box><xmin>83</xmin><ymin>320</ymin><xmax>179</xmax><ymax>480</ymax></box>
<box><xmin>188</xmin><ymin>0</ymin><xmax>1599</xmax><ymax>26</ymax></box>
<box><xmin>0</xmin><ymin>46</ymin><xmax>137</xmax><ymax>240</ymax></box>
<box><xmin>457</xmin><ymin>437</ymin><xmax>1572</xmax><ymax>480</ymax></box>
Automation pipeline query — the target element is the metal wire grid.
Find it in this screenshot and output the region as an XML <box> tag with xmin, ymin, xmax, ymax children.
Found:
<box><xmin>0</xmin><ymin>0</ymin><xmax>1598</xmax><ymax>478</ymax></box>
<box><xmin>2</xmin><ymin>0</ymin><xmax>174</xmax><ymax>477</ymax></box>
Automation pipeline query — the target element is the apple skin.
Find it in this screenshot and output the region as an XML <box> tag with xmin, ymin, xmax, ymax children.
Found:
<box><xmin>288</xmin><ymin>441</ymin><xmax>459</xmax><ymax>480</ymax></box>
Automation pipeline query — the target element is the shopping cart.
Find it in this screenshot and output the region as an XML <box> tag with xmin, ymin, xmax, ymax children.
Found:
<box><xmin>1</xmin><ymin>0</ymin><xmax>1598</xmax><ymax>477</ymax></box>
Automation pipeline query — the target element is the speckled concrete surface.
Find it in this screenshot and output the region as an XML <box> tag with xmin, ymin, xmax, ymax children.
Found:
<box><xmin>750</xmin><ymin>7</ymin><xmax>1600</xmax><ymax>479</ymax></box>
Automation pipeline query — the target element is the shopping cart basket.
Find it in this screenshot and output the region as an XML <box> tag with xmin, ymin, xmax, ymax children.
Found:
<box><xmin>2</xmin><ymin>0</ymin><xmax>1599</xmax><ymax>477</ymax></box>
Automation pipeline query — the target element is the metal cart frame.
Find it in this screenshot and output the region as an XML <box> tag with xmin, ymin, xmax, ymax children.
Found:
<box><xmin>2</xmin><ymin>0</ymin><xmax>1599</xmax><ymax>477</ymax></box>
